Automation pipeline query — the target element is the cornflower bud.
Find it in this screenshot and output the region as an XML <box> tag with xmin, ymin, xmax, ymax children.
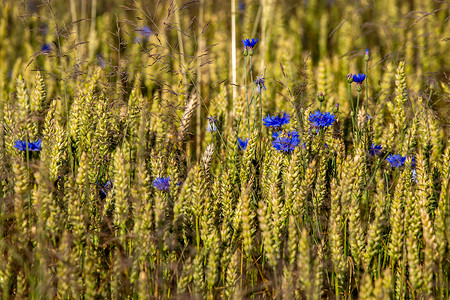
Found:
<box><xmin>347</xmin><ymin>73</ymin><xmax>353</xmax><ymax>84</ymax></box>
<box><xmin>317</xmin><ymin>92</ymin><xmax>325</xmax><ymax>103</ymax></box>
<box><xmin>332</xmin><ymin>103</ymin><xmax>339</xmax><ymax>114</ymax></box>
<box><xmin>364</xmin><ymin>49</ymin><xmax>370</xmax><ymax>61</ymax></box>
<box><xmin>242</xmin><ymin>38</ymin><xmax>257</xmax><ymax>57</ymax></box>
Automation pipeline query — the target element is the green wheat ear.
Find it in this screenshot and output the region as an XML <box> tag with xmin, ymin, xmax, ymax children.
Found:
<box><xmin>393</xmin><ymin>61</ymin><xmax>408</xmax><ymax>132</ymax></box>
<box><xmin>112</xmin><ymin>147</ymin><xmax>130</xmax><ymax>248</ymax></box>
<box><xmin>12</xmin><ymin>160</ymin><xmax>30</xmax><ymax>245</ymax></box>
<box><xmin>363</xmin><ymin>170</ymin><xmax>387</xmax><ymax>270</ymax></box>
<box><xmin>329</xmin><ymin>178</ymin><xmax>346</xmax><ymax>284</ymax></box>
<box><xmin>388</xmin><ymin>167</ymin><xmax>407</xmax><ymax>265</ymax></box>
<box><xmin>30</xmin><ymin>72</ymin><xmax>45</xmax><ymax>113</ymax></box>
<box><xmin>435</xmin><ymin>147</ymin><xmax>449</xmax><ymax>264</ymax></box>
<box><xmin>297</xmin><ymin>227</ymin><xmax>313</xmax><ymax>298</ymax></box>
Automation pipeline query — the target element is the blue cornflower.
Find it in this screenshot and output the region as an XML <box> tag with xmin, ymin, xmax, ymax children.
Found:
<box><xmin>242</xmin><ymin>38</ymin><xmax>258</xmax><ymax>48</ymax></box>
<box><xmin>97</xmin><ymin>53</ymin><xmax>105</xmax><ymax>68</ymax></box>
<box><xmin>41</xmin><ymin>24</ymin><xmax>49</xmax><ymax>36</ymax></box>
<box><xmin>41</xmin><ymin>43</ymin><xmax>51</xmax><ymax>54</ymax></box>
<box><xmin>308</xmin><ymin>110</ymin><xmax>336</xmax><ymax>130</ymax></box>
<box><xmin>353</xmin><ymin>73</ymin><xmax>366</xmax><ymax>84</ymax></box>
<box><xmin>238</xmin><ymin>1</ymin><xmax>246</xmax><ymax>12</ymax></box>
<box><xmin>411</xmin><ymin>156</ymin><xmax>416</xmax><ymax>168</ymax></box>
<box><xmin>14</xmin><ymin>139</ymin><xmax>42</xmax><ymax>152</ymax></box>
<box><xmin>238</xmin><ymin>137</ymin><xmax>248</xmax><ymax>150</ymax></box>
<box><xmin>96</xmin><ymin>180</ymin><xmax>112</xmax><ymax>199</ymax></box>
<box><xmin>206</xmin><ymin>116</ymin><xmax>218</xmax><ymax>132</ymax></box>
<box><xmin>255</xmin><ymin>76</ymin><xmax>266</xmax><ymax>93</ymax></box>
<box><xmin>272</xmin><ymin>130</ymin><xmax>300</xmax><ymax>153</ymax></box>
<box><xmin>370</xmin><ymin>144</ymin><xmax>382</xmax><ymax>156</ymax></box>
<box><xmin>411</xmin><ymin>169</ymin><xmax>418</xmax><ymax>183</ymax></box>
<box><xmin>263</xmin><ymin>113</ymin><xmax>290</xmax><ymax>128</ymax></box>
<box><xmin>137</xmin><ymin>26</ymin><xmax>152</xmax><ymax>37</ymax></box>
<box><xmin>153</xmin><ymin>177</ymin><xmax>170</xmax><ymax>191</ymax></box>
<box><xmin>386</xmin><ymin>154</ymin><xmax>406</xmax><ymax>168</ymax></box>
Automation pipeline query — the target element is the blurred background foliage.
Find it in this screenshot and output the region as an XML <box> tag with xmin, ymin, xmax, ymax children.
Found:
<box><xmin>1</xmin><ymin>0</ymin><xmax>449</xmax><ymax>148</ymax></box>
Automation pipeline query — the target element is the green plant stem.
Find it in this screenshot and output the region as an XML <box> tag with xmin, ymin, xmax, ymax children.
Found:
<box><xmin>356</xmin><ymin>91</ymin><xmax>361</xmax><ymax>141</ymax></box>
<box><xmin>348</xmin><ymin>83</ymin><xmax>356</xmax><ymax>137</ymax></box>
<box><xmin>249</xmin><ymin>56</ymin><xmax>254</xmax><ymax>95</ymax></box>
<box><xmin>249</xmin><ymin>56</ymin><xmax>255</xmax><ymax>136</ymax></box>
<box><xmin>344</xmin><ymin>216</ymin><xmax>348</xmax><ymax>258</ymax></box>
<box><xmin>240</xmin><ymin>244</ymin><xmax>243</xmax><ymax>290</ymax></box>
<box><xmin>427</xmin><ymin>88</ymin><xmax>433</xmax><ymax>105</ymax></box>
<box><xmin>257</xmin><ymin>91</ymin><xmax>262</xmax><ymax>159</ymax></box>
<box><xmin>196</xmin><ymin>216</ymin><xmax>200</xmax><ymax>252</ymax></box>
<box><xmin>245</xmin><ymin>56</ymin><xmax>250</xmax><ymax>137</ymax></box>
<box><xmin>335</xmin><ymin>272</ymin><xmax>340</xmax><ymax>300</ymax></box>
<box><xmin>26</xmin><ymin>139</ymin><xmax>31</xmax><ymax>222</ymax></box>
<box><xmin>365</xmin><ymin>61</ymin><xmax>369</xmax><ymax>115</ymax></box>
<box><xmin>258</xmin><ymin>67</ymin><xmax>266</xmax><ymax>159</ymax></box>
<box><xmin>254</xmin><ymin>91</ymin><xmax>257</xmax><ymax>131</ymax></box>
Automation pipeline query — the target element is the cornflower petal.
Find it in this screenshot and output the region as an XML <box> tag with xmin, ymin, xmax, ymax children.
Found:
<box><xmin>14</xmin><ymin>139</ymin><xmax>42</xmax><ymax>152</ymax></box>
<box><xmin>255</xmin><ymin>76</ymin><xmax>266</xmax><ymax>93</ymax></box>
<box><xmin>153</xmin><ymin>177</ymin><xmax>171</xmax><ymax>191</ymax></box>
<box><xmin>308</xmin><ymin>110</ymin><xmax>336</xmax><ymax>130</ymax></box>
<box><xmin>386</xmin><ymin>154</ymin><xmax>406</xmax><ymax>168</ymax></box>
<box><xmin>352</xmin><ymin>73</ymin><xmax>366</xmax><ymax>84</ymax></box>
<box><xmin>263</xmin><ymin>113</ymin><xmax>290</xmax><ymax>128</ymax></box>
<box><xmin>272</xmin><ymin>130</ymin><xmax>300</xmax><ymax>153</ymax></box>
<box><xmin>238</xmin><ymin>138</ymin><xmax>248</xmax><ymax>150</ymax></box>
<box><xmin>242</xmin><ymin>38</ymin><xmax>258</xmax><ymax>48</ymax></box>
<box><xmin>370</xmin><ymin>144</ymin><xmax>382</xmax><ymax>156</ymax></box>
<box><xmin>206</xmin><ymin>116</ymin><xmax>218</xmax><ymax>132</ymax></box>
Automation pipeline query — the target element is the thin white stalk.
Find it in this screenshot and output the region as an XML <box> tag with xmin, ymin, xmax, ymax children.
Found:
<box><xmin>175</xmin><ymin>1</ymin><xmax>186</xmax><ymax>85</ymax></box>
<box><xmin>69</xmin><ymin>0</ymin><xmax>79</xmax><ymax>60</ymax></box>
<box><xmin>196</xmin><ymin>0</ymin><xmax>205</xmax><ymax>158</ymax></box>
<box><xmin>89</xmin><ymin>0</ymin><xmax>98</xmax><ymax>59</ymax></box>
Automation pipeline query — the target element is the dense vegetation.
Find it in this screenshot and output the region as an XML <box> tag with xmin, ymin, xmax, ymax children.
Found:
<box><xmin>0</xmin><ymin>0</ymin><xmax>449</xmax><ymax>298</ymax></box>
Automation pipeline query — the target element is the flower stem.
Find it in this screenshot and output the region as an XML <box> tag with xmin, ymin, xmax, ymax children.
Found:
<box><xmin>335</xmin><ymin>273</ymin><xmax>340</xmax><ymax>300</ymax></box>
<box><xmin>249</xmin><ymin>56</ymin><xmax>254</xmax><ymax>94</ymax></box>
<box><xmin>254</xmin><ymin>90</ymin><xmax>257</xmax><ymax>131</ymax></box>
<box><xmin>356</xmin><ymin>91</ymin><xmax>360</xmax><ymax>118</ymax></box>
<box><xmin>259</xmin><ymin>67</ymin><xmax>266</xmax><ymax>159</ymax></box>
<box><xmin>256</xmin><ymin>90</ymin><xmax>262</xmax><ymax>158</ymax></box>
<box><xmin>195</xmin><ymin>216</ymin><xmax>200</xmax><ymax>252</ymax></box>
<box><xmin>356</xmin><ymin>91</ymin><xmax>361</xmax><ymax>141</ymax></box>
<box><xmin>245</xmin><ymin>56</ymin><xmax>251</xmax><ymax>137</ymax></box>
<box><xmin>348</xmin><ymin>83</ymin><xmax>356</xmax><ymax>137</ymax></box>
<box><xmin>365</xmin><ymin>60</ymin><xmax>369</xmax><ymax>116</ymax></box>
<box><xmin>249</xmin><ymin>56</ymin><xmax>254</xmax><ymax>135</ymax></box>
<box><xmin>25</xmin><ymin>137</ymin><xmax>31</xmax><ymax>226</ymax></box>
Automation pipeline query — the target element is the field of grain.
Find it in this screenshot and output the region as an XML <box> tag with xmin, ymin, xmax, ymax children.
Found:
<box><xmin>0</xmin><ymin>0</ymin><xmax>449</xmax><ymax>298</ymax></box>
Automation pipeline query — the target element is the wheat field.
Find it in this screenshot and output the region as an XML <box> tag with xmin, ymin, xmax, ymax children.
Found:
<box><xmin>0</xmin><ymin>0</ymin><xmax>449</xmax><ymax>299</ymax></box>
